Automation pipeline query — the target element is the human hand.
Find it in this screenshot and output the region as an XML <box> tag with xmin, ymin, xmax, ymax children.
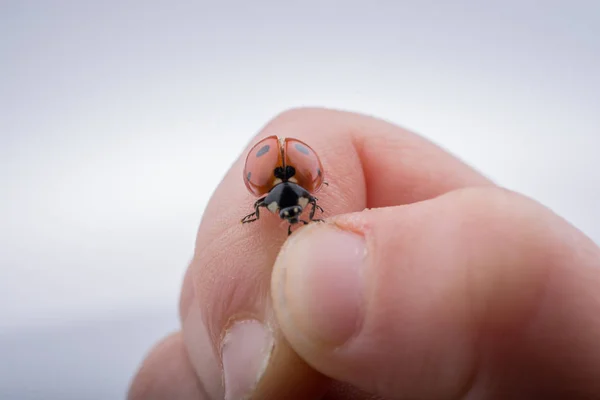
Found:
<box><xmin>128</xmin><ymin>108</ymin><xmax>600</xmax><ymax>399</ymax></box>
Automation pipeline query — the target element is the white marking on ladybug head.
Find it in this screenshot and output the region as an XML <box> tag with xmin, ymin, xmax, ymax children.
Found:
<box><xmin>273</xmin><ymin>178</ymin><xmax>282</xmax><ymax>185</ymax></box>
<box><xmin>298</xmin><ymin>197</ymin><xmax>309</xmax><ymax>209</ymax></box>
<box><xmin>288</xmin><ymin>176</ymin><xmax>298</xmax><ymax>183</ymax></box>
<box><xmin>267</xmin><ymin>201</ymin><xmax>279</xmax><ymax>213</ymax></box>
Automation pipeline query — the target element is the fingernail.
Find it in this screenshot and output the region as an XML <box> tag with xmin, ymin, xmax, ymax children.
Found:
<box><xmin>274</xmin><ymin>224</ymin><xmax>366</xmax><ymax>346</ymax></box>
<box><xmin>221</xmin><ymin>320</ymin><xmax>274</xmax><ymax>400</ymax></box>
<box><xmin>182</xmin><ymin>304</ymin><xmax>225</xmax><ymax>399</ymax></box>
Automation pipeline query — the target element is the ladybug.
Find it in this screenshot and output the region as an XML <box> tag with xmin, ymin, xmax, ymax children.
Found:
<box><xmin>241</xmin><ymin>135</ymin><xmax>327</xmax><ymax>235</ymax></box>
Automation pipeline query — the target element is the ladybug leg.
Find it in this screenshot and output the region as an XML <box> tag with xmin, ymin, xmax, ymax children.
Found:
<box><xmin>241</xmin><ymin>197</ymin><xmax>266</xmax><ymax>224</ymax></box>
<box><xmin>312</xmin><ymin>197</ymin><xmax>325</xmax><ymax>212</ymax></box>
<box><xmin>308</xmin><ymin>197</ymin><xmax>325</xmax><ymax>221</ymax></box>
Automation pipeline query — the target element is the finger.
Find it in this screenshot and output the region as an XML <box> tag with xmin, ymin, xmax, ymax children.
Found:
<box><xmin>322</xmin><ymin>382</ymin><xmax>386</xmax><ymax>400</ymax></box>
<box><xmin>271</xmin><ymin>186</ymin><xmax>600</xmax><ymax>399</ymax></box>
<box><xmin>179</xmin><ymin>108</ymin><xmax>493</xmax><ymax>399</ymax></box>
<box><xmin>127</xmin><ymin>331</ymin><xmax>210</xmax><ymax>400</ymax></box>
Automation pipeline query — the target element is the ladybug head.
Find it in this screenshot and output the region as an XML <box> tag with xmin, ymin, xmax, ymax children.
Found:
<box><xmin>279</xmin><ymin>205</ymin><xmax>303</xmax><ymax>224</ymax></box>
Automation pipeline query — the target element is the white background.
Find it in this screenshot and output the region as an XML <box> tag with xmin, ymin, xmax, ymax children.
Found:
<box><xmin>1</xmin><ymin>1</ymin><xmax>599</xmax><ymax>399</ymax></box>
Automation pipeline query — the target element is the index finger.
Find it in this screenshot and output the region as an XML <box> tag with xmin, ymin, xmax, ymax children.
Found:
<box><xmin>178</xmin><ymin>108</ymin><xmax>493</xmax><ymax>399</ymax></box>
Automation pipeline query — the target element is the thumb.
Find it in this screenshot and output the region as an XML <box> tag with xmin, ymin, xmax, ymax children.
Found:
<box><xmin>270</xmin><ymin>187</ymin><xmax>600</xmax><ymax>399</ymax></box>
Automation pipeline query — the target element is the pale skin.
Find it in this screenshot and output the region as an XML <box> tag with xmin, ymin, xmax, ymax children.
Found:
<box><xmin>128</xmin><ymin>108</ymin><xmax>600</xmax><ymax>399</ymax></box>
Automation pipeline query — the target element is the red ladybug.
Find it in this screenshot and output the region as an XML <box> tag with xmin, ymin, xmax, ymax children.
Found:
<box><xmin>241</xmin><ymin>135</ymin><xmax>327</xmax><ymax>235</ymax></box>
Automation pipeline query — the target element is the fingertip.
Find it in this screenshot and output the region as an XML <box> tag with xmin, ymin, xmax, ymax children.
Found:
<box><xmin>272</xmin><ymin>222</ymin><xmax>367</xmax><ymax>348</ymax></box>
<box><xmin>128</xmin><ymin>331</ymin><xmax>210</xmax><ymax>400</ymax></box>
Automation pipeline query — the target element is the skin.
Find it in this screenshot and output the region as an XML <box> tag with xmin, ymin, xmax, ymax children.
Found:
<box><xmin>128</xmin><ymin>108</ymin><xmax>600</xmax><ymax>399</ymax></box>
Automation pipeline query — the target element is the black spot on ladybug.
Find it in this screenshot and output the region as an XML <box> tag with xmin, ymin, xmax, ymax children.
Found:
<box><xmin>295</xmin><ymin>143</ymin><xmax>309</xmax><ymax>155</ymax></box>
<box><xmin>247</xmin><ymin>172</ymin><xmax>252</xmax><ymax>181</ymax></box>
<box><xmin>256</xmin><ymin>145</ymin><xmax>270</xmax><ymax>157</ymax></box>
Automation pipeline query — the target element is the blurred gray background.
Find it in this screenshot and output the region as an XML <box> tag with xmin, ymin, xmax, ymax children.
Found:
<box><xmin>1</xmin><ymin>1</ymin><xmax>599</xmax><ymax>399</ymax></box>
